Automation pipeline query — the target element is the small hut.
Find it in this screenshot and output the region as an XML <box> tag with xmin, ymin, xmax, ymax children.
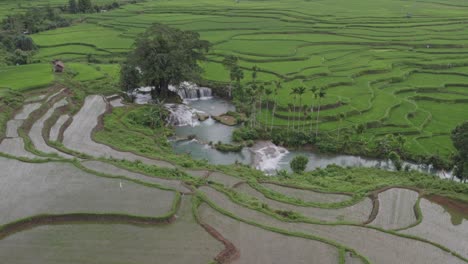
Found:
<box><xmin>52</xmin><ymin>60</ymin><xmax>65</xmax><ymax>73</ymax></box>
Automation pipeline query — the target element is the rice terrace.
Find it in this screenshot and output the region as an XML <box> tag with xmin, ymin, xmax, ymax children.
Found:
<box><xmin>0</xmin><ymin>0</ymin><xmax>468</xmax><ymax>263</ymax></box>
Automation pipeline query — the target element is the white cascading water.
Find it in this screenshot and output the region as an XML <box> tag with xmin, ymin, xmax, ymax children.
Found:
<box><xmin>251</xmin><ymin>141</ymin><xmax>289</xmax><ymax>174</ymax></box>
<box><xmin>130</xmin><ymin>86</ymin><xmax>154</xmax><ymax>104</ymax></box>
<box><xmin>165</xmin><ymin>103</ymin><xmax>206</xmax><ymax>127</ymax></box>
<box><xmin>169</xmin><ymin>82</ymin><xmax>213</xmax><ymax>101</ymax></box>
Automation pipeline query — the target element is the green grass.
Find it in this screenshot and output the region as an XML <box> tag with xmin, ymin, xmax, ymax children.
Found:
<box><xmin>0</xmin><ymin>64</ymin><xmax>54</xmax><ymax>91</ymax></box>
<box><xmin>2</xmin><ymin>0</ymin><xmax>468</xmax><ymax>161</ymax></box>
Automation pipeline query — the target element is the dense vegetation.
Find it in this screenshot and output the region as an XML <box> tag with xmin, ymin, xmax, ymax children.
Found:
<box><xmin>120</xmin><ymin>23</ymin><xmax>210</xmax><ymax>96</ymax></box>
<box><xmin>0</xmin><ymin>0</ymin><xmax>466</xmax><ymax>168</ymax></box>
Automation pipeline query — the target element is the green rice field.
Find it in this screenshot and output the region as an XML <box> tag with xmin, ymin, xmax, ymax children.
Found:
<box><xmin>1</xmin><ymin>0</ymin><xmax>467</xmax><ymax>160</ymax></box>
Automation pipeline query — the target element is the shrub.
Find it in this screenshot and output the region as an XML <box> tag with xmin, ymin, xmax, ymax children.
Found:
<box><xmin>290</xmin><ymin>155</ymin><xmax>309</xmax><ymax>174</ymax></box>
<box><xmin>232</xmin><ymin>127</ymin><xmax>259</xmax><ymax>142</ymax></box>
<box><xmin>389</xmin><ymin>151</ymin><xmax>402</xmax><ymax>171</ymax></box>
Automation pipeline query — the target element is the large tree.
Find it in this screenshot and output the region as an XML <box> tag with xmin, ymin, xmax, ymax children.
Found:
<box><xmin>78</xmin><ymin>0</ymin><xmax>93</xmax><ymax>13</ymax></box>
<box><xmin>451</xmin><ymin>121</ymin><xmax>468</xmax><ymax>182</ymax></box>
<box><xmin>122</xmin><ymin>23</ymin><xmax>210</xmax><ymax>98</ymax></box>
<box><xmin>69</xmin><ymin>0</ymin><xmax>78</xmax><ymax>14</ymax></box>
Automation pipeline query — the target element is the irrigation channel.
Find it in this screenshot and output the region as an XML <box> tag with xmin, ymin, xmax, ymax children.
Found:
<box><xmin>136</xmin><ymin>85</ymin><xmax>453</xmax><ymax>179</ymax></box>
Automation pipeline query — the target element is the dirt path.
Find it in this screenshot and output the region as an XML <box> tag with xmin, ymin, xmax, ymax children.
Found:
<box><xmin>235</xmin><ymin>182</ymin><xmax>372</xmax><ymax>223</ymax></box>
<box><xmin>199</xmin><ymin>186</ymin><xmax>466</xmax><ymax>264</ymax></box>
<box><xmin>0</xmin><ymin>157</ymin><xmax>176</xmax><ymax>226</ymax></box>
<box><xmin>63</xmin><ymin>95</ymin><xmax>174</xmax><ymax>168</ymax></box>
<box><xmin>370</xmin><ymin>188</ymin><xmax>419</xmax><ymax>229</ymax></box>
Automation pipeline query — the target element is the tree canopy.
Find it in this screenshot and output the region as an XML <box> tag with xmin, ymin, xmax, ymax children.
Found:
<box><xmin>121</xmin><ymin>23</ymin><xmax>210</xmax><ymax>97</ymax></box>
<box><xmin>290</xmin><ymin>155</ymin><xmax>309</xmax><ymax>174</ymax></box>
<box><xmin>451</xmin><ymin>121</ymin><xmax>468</xmax><ymax>182</ymax></box>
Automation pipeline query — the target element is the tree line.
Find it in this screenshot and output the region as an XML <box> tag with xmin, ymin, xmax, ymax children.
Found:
<box><xmin>0</xmin><ymin>6</ymin><xmax>71</xmax><ymax>66</ymax></box>
<box><xmin>67</xmin><ymin>0</ymin><xmax>140</xmax><ymax>14</ymax></box>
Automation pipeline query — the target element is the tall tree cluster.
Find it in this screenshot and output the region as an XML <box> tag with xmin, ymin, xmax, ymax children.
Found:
<box><xmin>68</xmin><ymin>0</ymin><xmax>93</xmax><ymax>13</ymax></box>
<box><xmin>451</xmin><ymin>121</ymin><xmax>468</xmax><ymax>182</ymax></box>
<box><xmin>120</xmin><ymin>23</ymin><xmax>210</xmax><ymax>97</ymax></box>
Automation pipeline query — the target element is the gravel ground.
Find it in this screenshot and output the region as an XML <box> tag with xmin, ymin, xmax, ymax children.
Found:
<box><xmin>262</xmin><ymin>183</ymin><xmax>351</xmax><ymax>204</ymax></box>
<box><xmin>370</xmin><ymin>188</ymin><xmax>419</xmax><ymax>230</ymax></box>
<box><xmin>29</xmin><ymin>98</ymin><xmax>72</xmax><ymax>158</ymax></box>
<box><xmin>402</xmin><ymin>199</ymin><xmax>468</xmax><ymax>258</ymax></box>
<box><xmin>0</xmin><ymin>157</ymin><xmax>176</xmax><ymax>225</ymax></box>
<box><xmin>199</xmin><ymin>203</ymin><xmax>339</xmax><ymax>264</ymax></box>
<box><xmin>198</xmin><ymin>186</ymin><xmax>466</xmax><ymax>264</ymax></box>
<box><xmin>235</xmin><ymin>183</ymin><xmax>372</xmax><ymax>223</ymax></box>
<box><xmin>63</xmin><ymin>95</ymin><xmax>174</xmax><ymax>168</ymax></box>
<box><xmin>49</xmin><ymin>114</ymin><xmax>69</xmax><ymax>141</ymax></box>
<box><xmin>82</xmin><ymin>160</ymin><xmax>190</xmax><ymax>193</ymax></box>
<box><xmin>0</xmin><ymin>196</ymin><xmax>223</xmax><ymax>264</ymax></box>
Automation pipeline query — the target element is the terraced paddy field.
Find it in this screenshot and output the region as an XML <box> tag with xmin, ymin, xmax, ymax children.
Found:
<box><xmin>1</xmin><ymin>0</ymin><xmax>468</xmax><ymax>263</ymax></box>
<box><xmin>0</xmin><ymin>0</ymin><xmax>466</xmax><ymax>162</ymax></box>
<box><xmin>0</xmin><ymin>86</ymin><xmax>466</xmax><ymax>263</ymax></box>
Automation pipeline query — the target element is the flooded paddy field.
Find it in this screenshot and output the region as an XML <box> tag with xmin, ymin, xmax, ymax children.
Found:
<box><xmin>0</xmin><ymin>197</ymin><xmax>223</xmax><ymax>264</ymax></box>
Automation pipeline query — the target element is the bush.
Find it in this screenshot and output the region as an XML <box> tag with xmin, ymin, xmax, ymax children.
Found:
<box><xmin>232</xmin><ymin>127</ymin><xmax>259</xmax><ymax>142</ymax></box>
<box><xmin>214</xmin><ymin>142</ymin><xmax>243</xmax><ymax>152</ymax></box>
<box><xmin>389</xmin><ymin>151</ymin><xmax>402</xmax><ymax>171</ymax></box>
<box><xmin>290</xmin><ymin>155</ymin><xmax>309</xmax><ymax>174</ymax></box>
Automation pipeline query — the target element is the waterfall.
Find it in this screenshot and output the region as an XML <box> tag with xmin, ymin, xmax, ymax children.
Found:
<box><xmin>169</xmin><ymin>82</ymin><xmax>213</xmax><ymax>100</ymax></box>
<box><xmin>165</xmin><ymin>103</ymin><xmax>205</xmax><ymax>127</ymax></box>
<box><xmin>130</xmin><ymin>86</ymin><xmax>154</xmax><ymax>105</ymax></box>
<box><xmin>251</xmin><ymin>141</ymin><xmax>289</xmax><ymax>174</ymax></box>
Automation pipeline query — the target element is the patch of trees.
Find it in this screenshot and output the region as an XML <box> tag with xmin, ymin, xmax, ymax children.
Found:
<box><xmin>120</xmin><ymin>23</ymin><xmax>210</xmax><ymax>98</ymax></box>
<box><xmin>290</xmin><ymin>155</ymin><xmax>309</xmax><ymax>174</ymax></box>
<box><xmin>67</xmin><ymin>0</ymin><xmax>141</xmax><ymax>14</ymax></box>
<box><xmin>0</xmin><ymin>6</ymin><xmax>71</xmax><ymax>65</ymax></box>
<box><xmin>451</xmin><ymin>121</ymin><xmax>468</xmax><ymax>182</ymax></box>
<box><xmin>2</xmin><ymin>6</ymin><xmax>71</xmax><ymax>34</ymax></box>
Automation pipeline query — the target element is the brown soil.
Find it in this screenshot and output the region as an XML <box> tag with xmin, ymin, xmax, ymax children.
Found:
<box><xmin>0</xmin><ymin>213</ymin><xmax>175</xmax><ymax>241</ymax></box>
<box><xmin>213</xmin><ymin>115</ymin><xmax>237</xmax><ymax>126</ymax></box>
<box><xmin>426</xmin><ymin>195</ymin><xmax>468</xmax><ymax>216</ymax></box>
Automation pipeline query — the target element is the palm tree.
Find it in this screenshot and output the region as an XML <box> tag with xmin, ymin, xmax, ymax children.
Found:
<box><xmin>338</xmin><ymin>112</ymin><xmax>346</xmax><ymax>140</ymax></box>
<box><xmin>257</xmin><ymin>84</ymin><xmax>265</xmax><ymax>127</ymax></box>
<box><xmin>265</xmin><ymin>87</ymin><xmax>273</xmax><ymax>130</ymax></box>
<box><xmin>290</xmin><ymin>87</ymin><xmax>299</xmax><ymax>130</ymax></box>
<box><xmin>315</xmin><ymin>89</ymin><xmax>326</xmax><ymax>137</ymax></box>
<box><xmin>296</xmin><ymin>86</ymin><xmax>306</xmax><ymax>132</ymax></box>
<box><xmin>309</xmin><ymin>86</ymin><xmax>317</xmax><ymax>134</ymax></box>
<box><xmin>250</xmin><ymin>66</ymin><xmax>258</xmax><ymax>127</ymax></box>
<box><xmin>287</xmin><ymin>103</ymin><xmax>293</xmax><ymax>132</ymax></box>
<box><xmin>270</xmin><ymin>80</ymin><xmax>281</xmax><ymax>132</ymax></box>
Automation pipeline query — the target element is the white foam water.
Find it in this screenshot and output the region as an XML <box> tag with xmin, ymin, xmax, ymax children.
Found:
<box><xmin>251</xmin><ymin>141</ymin><xmax>289</xmax><ymax>174</ymax></box>
<box><xmin>169</xmin><ymin>82</ymin><xmax>213</xmax><ymax>101</ymax></box>
<box><xmin>165</xmin><ymin>103</ymin><xmax>206</xmax><ymax>127</ymax></box>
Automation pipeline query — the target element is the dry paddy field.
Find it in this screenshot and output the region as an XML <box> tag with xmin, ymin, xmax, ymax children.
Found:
<box><xmin>0</xmin><ymin>89</ymin><xmax>466</xmax><ymax>264</ymax></box>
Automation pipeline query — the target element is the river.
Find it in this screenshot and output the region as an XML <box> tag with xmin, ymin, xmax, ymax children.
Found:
<box><xmin>168</xmin><ymin>93</ymin><xmax>452</xmax><ymax>179</ymax></box>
